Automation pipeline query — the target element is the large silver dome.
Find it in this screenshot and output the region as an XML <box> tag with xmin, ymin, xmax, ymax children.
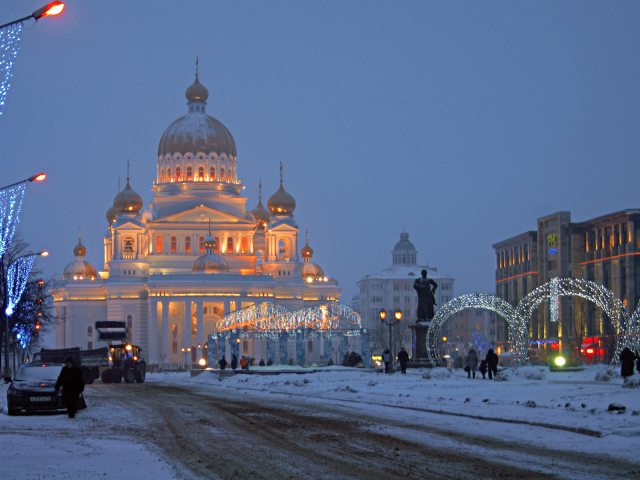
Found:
<box><xmin>157</xmin><ymin>113</ymin><xmax>236</xmax><ymax>157</ymax></box>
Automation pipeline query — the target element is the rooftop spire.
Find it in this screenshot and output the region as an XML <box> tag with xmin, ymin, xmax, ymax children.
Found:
<box><xmin>196</xmin><ymin>55</ymin><xmax>199</xmax><ymax>79</ymax></box>
<box><xmin>118</xmin><ymin>175</ymin><xmax>120</xmax><ymax>192</ymax></box>
<box><xmin>306</xmin><ymin>228</ymin><xmax>309</xmax><ymax>243</ymax></box>
<box><xmin>259</xmin><ymin>179</ymin><xmax>262</xmax><ymax>200</ymax></box>
<box><xmin>280</xmin><ymin>161</ymin><xmax>283</xmax><ymax>185</ymax></box>
<box><xmin>127</xmin><ymin>159</ymin><xmax>130</xmax><ymax>181</ymax></box>
<box><xmin>208</xmin><ymin>217</ymin><xmax>212</xmax><ymax>236</ymax></box>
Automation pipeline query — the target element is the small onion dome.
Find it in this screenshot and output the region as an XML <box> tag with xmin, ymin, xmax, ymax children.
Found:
<box><xmin>302</xmin><ymin>261</ymin><xmax>324</xmax><ymax>280</ymax></box>
<box><xmin>192</xmin><ymin>235</ymin><xmax>229</xmax><ymax>273</ymax></box>
<box><xmin>73</xmin><ymin>238</ymin><xmax>86</xmax><ymax>257</ymax></box>
<box><xmin>113</xmin><ymin>178</ymin><xmax>143</xmax><ymax>213</ymax></box>
<box><xmin>106</xmin><ymin>205</ymin><xmax>117</xmax><ymax>224</ymax></box>
<box><xmin>300</xmin><ymin>240</ymin><xmax>313</xmax><ymax>258</ymax></box>
<box><xmin>63</xmin><ymin>239</ymin><xmax>97</xmax><ymax>280</ymax></box>
<box><xmin>251</xmin><ymin>198</ymin><xmax>270</xmax><ymax>226</ymax></box>
<box><xmin>267</xmin><ymin>181</ymin><xmax>296</xmax><ymax>215</ymax></box>
<box><xmin>185</xmin><ymin>75</ymin><xmax>209</xmax><ymax>103</ymax></box>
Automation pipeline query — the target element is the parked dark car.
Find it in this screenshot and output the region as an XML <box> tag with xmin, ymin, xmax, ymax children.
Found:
<box><xmin>6</xmin><ymin>364</ymin><xmax>69</xmax><ymax>415</ymax></box>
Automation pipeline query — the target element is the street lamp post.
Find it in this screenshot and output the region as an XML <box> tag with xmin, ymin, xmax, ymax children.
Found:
<box><xmin>2</xmin><ymin>251</ymin><xmax>48</xmax><ymax>378</ymax></box>
<box><xmin>379</xmin><ymin>309</ymin><xmax>403</xmax><ymax>371</ymax></box>
<box><xmin>0</xmin><ymin>2</ymin><xmax>65</xmax><ymax>30</ymax></box>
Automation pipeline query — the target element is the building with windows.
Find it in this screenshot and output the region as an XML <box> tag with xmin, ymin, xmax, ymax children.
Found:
<box><xmin>51</xmin><ymin>71</ymin><xmax>342</xmax><ymax>366</ymax></box>
<box><xmin>493</xmin><ymin>209</ymin><xmax>640</xmax><ymax>361</ymax></box>
<box><xmin>352</xmin><ymin>231</ymin><xmax>454</xmax><ymax>356</ymax></box>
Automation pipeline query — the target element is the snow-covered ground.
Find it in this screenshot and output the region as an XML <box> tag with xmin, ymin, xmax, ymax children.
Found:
<box><xmin>1</xmin><ymin>364</ymin><xmax>639</xmax><ymax>479</ymax></box>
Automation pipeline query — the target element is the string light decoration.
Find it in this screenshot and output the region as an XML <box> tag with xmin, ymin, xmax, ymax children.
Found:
<box><xmin>215</xmin><ymin>300</ymin><xmax>362</xmax><ymax>340</ymax></box>
<box><xmin>426</xmin><ymin>293</ymin><xmax>526</xmax><ymax>367</ymax></box>
<box><xmin>549</xmin><ymin>277</ymin><xmax>559</xmax><ymax>323</ymax></box>
<box><xmin>516</xmin><ymin>278</ymin><xmax>639</xmax><ymax>363</ymax></box>
<box><xmin>0</xmin><ymin>23</ymin><xmax>22</xmax><ymax>115</ymax></box>
<box><xmin>0</xmin><ymin>181</ymin><xmax>27</xmax><ymax>258</ymax></box>
<box><xmin>5</xmin><ymin>254</ymin><xmax>35</xmax><ymax>316</ymax></box>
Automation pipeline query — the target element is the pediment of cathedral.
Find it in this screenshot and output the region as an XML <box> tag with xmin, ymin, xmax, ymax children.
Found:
<box><xmin>151</xmin><ymin>205</ymin><xmax>255</xmax><ymax>225</ymax></box>
<box><xmin>268</xmin><ymin>222</ymin><xmax>299</xmax><ymax>233</ymax></box>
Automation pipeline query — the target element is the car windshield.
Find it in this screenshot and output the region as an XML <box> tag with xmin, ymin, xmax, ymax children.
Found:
<box><xmin>14</xmin><ymin>365</ymin><xmax>63</xmax><ymax>381</ymax></box>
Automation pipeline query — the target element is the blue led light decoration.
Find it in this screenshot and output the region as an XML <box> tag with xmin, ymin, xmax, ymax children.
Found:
<box><xmin>0</xmin><ymin>23</ymin><xmax>22</xmax><ymax>115</ymax></box>
<box><xmin>5</xmin><ymin>254</ymin><xmax>35</xmax><ymax>316</ymax></box>
<box><xmin>0</xmin><ymin>181</ymin><xmax>27</xmax><ymax>258</ymax></box>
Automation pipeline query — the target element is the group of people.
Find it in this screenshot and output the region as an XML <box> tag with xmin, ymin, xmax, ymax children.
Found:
<box><xmin>218</xmin><ymin>355</ymin><xmax>274</xmax><ymax>370</ymax></box>
<box><xmin>381</xmin><ymin>347</ymin><xmax>410</xmax><ymax>374</ymax></box>
<box><xmin>341</xmin><ymin>351</ymin><xmax>363</xmax><ymax>368</ymax></box>
<box><xmin>465</xmin><ymin>348</ymin><xmax>499</xmax><ymax>380</ymax></box>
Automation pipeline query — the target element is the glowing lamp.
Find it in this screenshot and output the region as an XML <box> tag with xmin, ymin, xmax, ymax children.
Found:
<box><xmin>198</xmin><ymin>358</ymin><xmax>206</xmax><ymax>366</ymax></box>
<box><xmin>307</xmin><ymin>277</ymin><xmax>313</xmax><ymax>283</ymax></box>
<box><xmin>108</xmin><ymin>356</ymin><xmax>113</xmax><ymax>361</ymax></box>
<box><xmin>181</xmin><ymin>348</ymin><xmax>185</xmax><ymax>352</ymax></box>
<box><xmin>28</xmin><ymin>173</ymin><xmax>47</xmax><ymax>182</ymax></box>
<box><xmin>133</xmin><ymin>356</ymin><xmax>137</xmax><ymax>361</ymax></box>
<box><xmin>598</xmin><ymin>349</ymin><xmax>604</xmax><ymax>355</ymax></box>
<box><xmin>236</xmin><ymin>338</ymin><xmax>241</xmax><ymax>343</ymax></box>
<box><xmin>323</xmin><ymin>277</ymin><xmax>328</xmax><ymax>282</ymax></box>
<box><xmin>5</xmin><ymin>306</ymin><xmax>13</xmax><ymax>316</ymax></box>
<box><xmin>554</xmin><ymin>356</ymin><xmax>566</xmax><ymax>367</ymax></box>
<box><xmin>394</xmin><ymin>310</ymin><xmax>402</xmax><ymax>321</ymax></box>
<box><xmin>550</xmin><ymin>342</ymin><xmax>558</xmax><ymax>350</ymax></box>
<box><xmin>39</xmin><ymin>251</ymin><xmax>49</xmax><ymax>257</ymax></box>
<box><xmin>379</xmin><ymin>309</ymin><xmax>386</xmax><ymax>321</ymax></box>
<box><xmin>125</xmin><ymin>345</ymin><xmax>132</xmax><ymax>351</ymax></box>
<box><xmin>586</xmin><ymin>348</ymin><xmax>594</xmax><ymax>355</ymax></box>
<box><xmin>442</xmin><ymin>337</ymin><xmax>447</xmax><ymax>342</ymax></box>
<box><xmin>197</xmin><ymin>344</ymin><xmax>201</xmax><ymax>349</ymax></box>
<box><xmin>38</xmin><ymin>280</ymin><xmax>44</xmax><ymax>285</ymax></box>
<box><xmin>187</xmin><ymin>347</ymin><xmax>191</xmax><ymax>352</ymax></box>
<box><xmin>35</xmin><ymin>322</ymin><xmax>40</xmax><ymax>330</ymax></box>
<box><xmin>33</xmin><ymin>2</ymin><xmax>64</xmax><ymax>19</ymax></box>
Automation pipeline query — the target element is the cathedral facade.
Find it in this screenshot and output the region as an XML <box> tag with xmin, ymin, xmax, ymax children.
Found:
<box><xmin>52</xmin><ymin>72</ymin><xmax>341</xmax><ymax>365</ymax></box>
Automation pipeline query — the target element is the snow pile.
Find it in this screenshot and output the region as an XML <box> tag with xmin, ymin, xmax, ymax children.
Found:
<box><xmin>623</xmin><ymin>374</ymin><xmax>640</xmax><ymax>389</ymax></box>
<box><xmin>422</xmin><ymin>368</ymin><xmax>453</xmax><ymax>380</ymax></box>
<box><xmin>493</xmin><ymin>367</ymin><xmax>545</xmax><ymax>381</ymax></box>
<box><xmin>595</xmin><ymin>366</ymin><xmax>619</xmax><ymax>382</ymax></box>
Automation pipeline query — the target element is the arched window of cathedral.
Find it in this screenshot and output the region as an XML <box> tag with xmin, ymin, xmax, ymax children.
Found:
<box><xmin>160</xmin><ymin>168</ymin><xmax>164</xmax><ymax>182</ymax></box>
<box><xmin>186</xmin><ymin>166</ymin><xmax>192</xmax><ymax>180</ymax></box>
<box><xmin>256</xmin><ymin>251</ymin><xmax>263</xmax><ymax>266</ymax></box>
<box><xmin>198</xmin><ymin>166</ymin><xmax>204</xmax><ymax>180</ymax></box>
<box><xmin>171</xmin><ymin>236</ymin><xmax>177</xmax><ymax>253</ymax></box>
<box><xmin>167</xmin><ymin>167</ymin><xmax>171</xmax><ymax>180</ymax></box>
<box><xmin>175</xmin><ymin>166</ymin><xmax>181</xmax><ymax>180</ymax></box>
<box><xmin>214</xmin><ymin>237</ymin><xmax>219</xmax><ymax>253</ymax></box>
<box><xmin>221</xmin><ymin>167</ymin><xmax>225</xmax><ymax>181</ymax></box>
<box><xmin>156</xmin><ymin>236</ymin><xmax>162</xmax><ymax>253</ymax></box>
<box><xmin>227</xmin><ymin>237</ymin><xmax>233</xmax><ymax>254</ymax></box>
<box><xmin>185</xmin><ymin>236</ymin><xmax>191</xmax><ymax>254</ymax></box>
<box><xmin>241</xmin><ymin>237</ymin><xmax>248</xmax><ymax>254</ymax></box>
<box><xmin>199</xmin><ymin>236</ymin><xmax>205</xmax><ymax>253</ymax></box>
<box><xmin>123</xmin><ymin>237</ymin><xmax>135</xmax><ymax>259</ymax></box>
<box><xmin>209</xmin><ymin>166</ymin><xmax>215</xmax><ymax>181</ymax></box>
<box><xmin>278</xmin><ymin>238</ymin><xmax>290</xmax><ymax>261</ymax></box>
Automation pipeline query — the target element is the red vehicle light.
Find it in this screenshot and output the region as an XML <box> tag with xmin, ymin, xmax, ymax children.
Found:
<box><xmin>586</xmin><ymin>348</ymin><xmax>594</xmax><ymax>354</ymax></box>
<box><xmin>551</xmin><ymin>342</ymin><xmax>558</xmax><ymax>350</ymax></box>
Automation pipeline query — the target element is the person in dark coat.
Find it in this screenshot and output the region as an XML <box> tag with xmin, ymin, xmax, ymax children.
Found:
<box><xmin>486</xmin><ymin>349</ymin><xmax>499</xmax><ymax>380</ymax></box>
<box><xmin>342</xmin><ymin>352</ymin><xmax>350</xmax><ymax>366</ymax></box>
<box><xmin>382</xmin><ymin>349</ymin><xmax>391</xmax><ymax>374</ymax></box>
<box><xmin>259</xmin><ymin>359</ymin><xmax>265</xmax><ymax>367</ymax></box>
<box><xmin>478</xmin><ymin>359</ymin><xmax>487</xmax><ymax>379</ymax></box>
<box><xmin>54</xmin><ymin>356</ymin><xmax>84</xmax><ymax>418</ymax></box>
<box><xmin>231</xmin><ymin>354</ymin><xmax>238</xmax><ymax>370</ymax></box>
<box><xmin>466</xmin><ymin>349</ymin><xmax>478</xmax><ymax>379</ymax></box>
<box><xmin>267</xmin><ymin>358</ymin><xmax>273</xmax><ymax>366</ymax></box>
<box><xmin>620</xmin><ymin>347</ymin><xmax>636</xmax><ymax>378</ymax></box>
<box><xmin>218</xmin><ymin>357</ymin><xmax>227</xmax><ymax>370</ymax></box>
<box><xmin>397</xmin><ymin>347</ymin><xmax>409</xmax><ymax>374</ymax></box>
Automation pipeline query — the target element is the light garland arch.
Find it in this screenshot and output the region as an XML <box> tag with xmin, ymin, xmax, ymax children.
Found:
<box><xmin>517</xmin><ymin>278</ymin><xmax>639</xmax><ymax>363</ymax></box>
<box><xmin>426</xmin><ymin>293</ymin><xmax>527</xmax><ymax>367</ymax></box>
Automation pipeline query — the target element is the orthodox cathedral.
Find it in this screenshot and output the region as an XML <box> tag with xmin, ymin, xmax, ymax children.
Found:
<box><xmin>52</xmin><ymin>70</ymin><xmax>342</xmax><ymax>365</ymax></box>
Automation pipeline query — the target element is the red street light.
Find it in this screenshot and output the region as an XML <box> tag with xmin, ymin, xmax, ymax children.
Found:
<box><xmin>33</xmin><ymin>2</ymin><xmax>65</xmax><ymax>20</ymax></box>
<box><xmin>38</xmin><ymin>251</ymin><xmax>48</xmax><ymax>257</ymax></box>
<box><xmin>29</xmin><ymin>173</ymin><xmax>46</xmax><ymax>182</ymax></box>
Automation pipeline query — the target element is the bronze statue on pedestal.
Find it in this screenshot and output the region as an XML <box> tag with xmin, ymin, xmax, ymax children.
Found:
<box><xmin>413</xmin><ymin>269</ymin><xmax>438</xmax><ymax>322</ymax></box>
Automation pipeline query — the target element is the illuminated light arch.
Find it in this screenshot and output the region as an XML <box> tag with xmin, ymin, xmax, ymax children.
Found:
<box><xmin>427</xmin><ymin>294</ymin><xmax>526</xmax><ymax>367</ymax></box>
<box><xmin>517</xmin><ymin>278</ymin><xmax>640</xmax><ymax>363</ymax></box>
<box><xmin>215</xmin><ymin>301</ymin><xmax>362</xmax><ymax>339</ymax></box>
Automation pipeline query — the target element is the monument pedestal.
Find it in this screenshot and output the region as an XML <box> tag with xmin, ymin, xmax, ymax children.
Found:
<box><xmin>408</xmin><ymin>322</ymin><xmax>433</xmax><ymax>368</ymax></box>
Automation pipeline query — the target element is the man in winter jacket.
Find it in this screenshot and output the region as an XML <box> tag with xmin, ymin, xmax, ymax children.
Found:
<box><xmin>231</xmin><ymin>354</ymin><xmax>238</xmax><ymax>370</ymax></box>
<box><xmin>54</xmin><ymin>356</ymin><xmax>84</xmax><ymax>418</ymax></box>
<box><xmin>397</xmin><ymin>347</ymin><xmax>409</xmax><ymax>374</ymax></box>
<box><xmin>620</xmin><ymin>347</ymin><xmax>637</xmax><ymax>378</ymax></box>
<box><xmin>466</xmin><ymin>349</ymin><xmax>478</xmax><ymax>379</ymax></box>
<box><xmin>486</xmin><ymin>349</ymin><xmax>499</xmax><ymax>379</ymax></box>
<box><xmin>218</xmin><ymin>357</ymin><xmax>227</xmax><ymax>370</ymax></box>
<box><xmin>382</xmin><ymin>349</ymin><xmax>391</xmax><ymax>373</ymax></box>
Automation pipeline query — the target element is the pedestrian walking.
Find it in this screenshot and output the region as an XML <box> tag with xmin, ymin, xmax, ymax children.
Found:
<box><xmin>466</xmin><ymin>349</ymin><xmax>478</xmax><ymax>379</ymax></box>
<box><xmin>382</xmin><ymin>349</ymin><xmax>391</xmax><ymax>374</ymax></box>
<box><xmin>218</xmin><ymin>357</ymin><xmax>227</xmax><ymax>370</ymax></box>
<box><xmin>342</xmin><ymin>352</ymin><xmax>350</xmax><ymax>366</ymax></box>
<box><xmin>259</xmin><ymin>359</ymin><xmax>265</xmax><ymax>367</ymax></box>
<box><xmin>267</xmin><ymin>358</ymin><xmax>273</xmax><ymax>366</ymax></box>
<box><xmin>478</xmin><ymin>359</ymin><xmax>487</xmax><ymax>379</ymax></box>
<box><xmin>398</xmin><ymin>347</ymin><xmax>409</xmax><ymax>374</ymax></box>
<box><xmin>486</xmin><ymin>348</ymin><xmax>499</xmax><ymax>380</ymax></box>
<box><xmin>54</xmin><ymin>356</ymin><xmax>85</xmax><ymax>419</ymax></box>
<box><xmin>231</xmin><ymin>354</ymin><xmax>238</xmax><ymax>370</ymax></box>
<box><xmin>620</xmin><ymin>347</ymin><xmax>636</xmax><ymax>378</ymax></box>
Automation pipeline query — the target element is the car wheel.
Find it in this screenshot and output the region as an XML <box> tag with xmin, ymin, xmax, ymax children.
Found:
<box><xmin>135</xmin><ymin>364</ymin><xmax>146</xmax><ymax>383</ymax></box>
<box><xmin>100</xmin><ymin>369</ymin><xmax>113</xmax><ymax>384</ymax></box>
<box><xmin>124</xmin><ymin>369</ymin><xmax>136</xmax><ymax>383</ymax></box>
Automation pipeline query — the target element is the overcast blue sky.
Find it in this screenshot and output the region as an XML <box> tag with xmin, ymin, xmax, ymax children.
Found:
<box><xmin>2</xmin><ymin>1</ymin><xmax>640</xmax><ymax>316</ymax></box>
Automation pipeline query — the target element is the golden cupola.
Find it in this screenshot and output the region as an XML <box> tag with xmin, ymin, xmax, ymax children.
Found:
<box><xmin>251</xmin><ymin>180</ymin><xmax>270</xmax><ymax>227</ymax></box>
<box><xmin>267</xmin><ymin>162</ymin><xmax>296</xmax><ymax>215</ymax></box>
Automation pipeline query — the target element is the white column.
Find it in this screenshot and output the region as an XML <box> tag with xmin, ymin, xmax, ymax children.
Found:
<box><xmin>148</xmin><ymin>299</ymin><xmax>158</xmax><ymax>364</ymax></box>
<box><xmin>64</xmin><ymin>305</ymin><xmax>74</xmax><ymax>348</ymax></box>
<box><xmin>196</xmin><ymin>299</ymin><xmax>204</xmax><ymax>361</ymax></box>
<box><xmin>161</xmin><ymin>300</ymin><xmax>169</xmax><ymax>363</ymax></box>
<box><xmin>184</xmin><ymin>300</ymin><xmax>192</xmax><ymax>361</ymax></box>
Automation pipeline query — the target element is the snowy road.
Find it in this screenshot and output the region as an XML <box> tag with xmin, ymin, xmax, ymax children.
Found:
<box><xmin>2</xmin><ymin>367</ymin><xmax>640</xmax><ymax>479</ymax></box>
